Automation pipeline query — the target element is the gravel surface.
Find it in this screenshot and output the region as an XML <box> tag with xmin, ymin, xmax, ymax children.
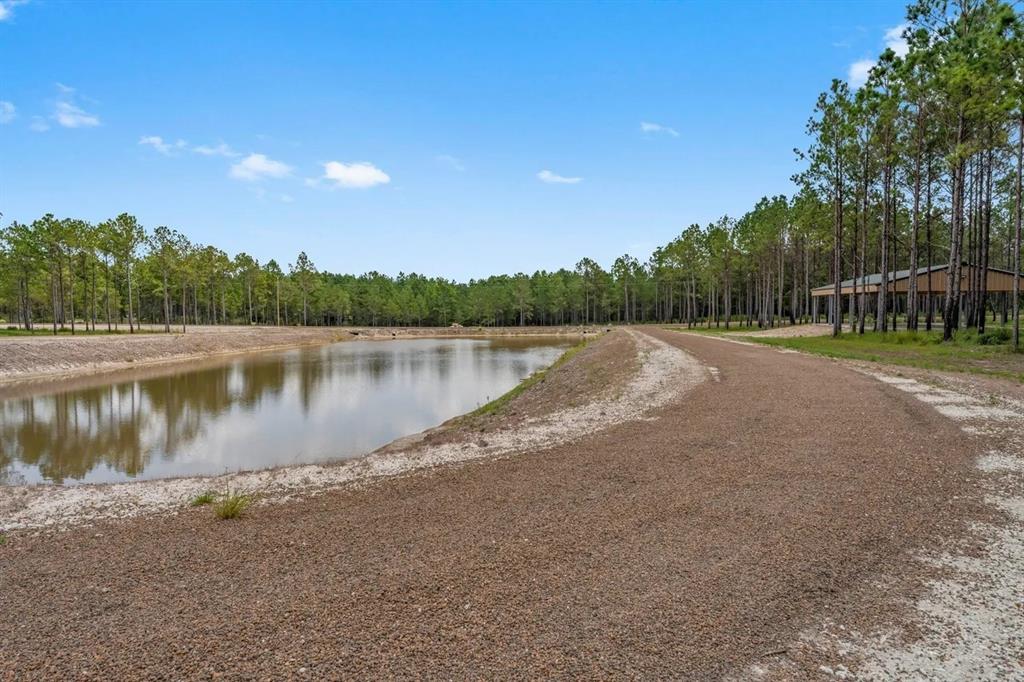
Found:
<box><xmin>0</xmin><ymin>329</ymin><xmax>986</xmax><ymax>679</ymax></box>
<box><xmin>745</xmin><ymin>363</ymin><xmax>1024</xmax><ymax>681</ymax></box>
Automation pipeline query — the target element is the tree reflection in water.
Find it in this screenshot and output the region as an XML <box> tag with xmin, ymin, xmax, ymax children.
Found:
<box><xmin>0</xmin><ymin>338</ymin><xmax>568</xmax><ymax>485</ymax></box>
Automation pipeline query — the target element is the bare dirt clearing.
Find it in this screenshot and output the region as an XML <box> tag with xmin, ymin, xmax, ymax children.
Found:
<box><xmin>0</xmin><ymin>329</ymin><xmax>991</xmax><ymax>679</ymax></box>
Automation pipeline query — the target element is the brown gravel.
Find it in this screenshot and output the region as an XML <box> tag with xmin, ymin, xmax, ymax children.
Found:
<box><xmin>0</xmin><ymin>329</ymin><xmax>986</xmax><ymax>679</ymax></box>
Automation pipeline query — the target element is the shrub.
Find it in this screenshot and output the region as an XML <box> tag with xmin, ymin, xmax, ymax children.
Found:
<box><xmin>978</xmin><ymin>327</ymin><xmax>1012</xmax><ymax>346</ymax></box>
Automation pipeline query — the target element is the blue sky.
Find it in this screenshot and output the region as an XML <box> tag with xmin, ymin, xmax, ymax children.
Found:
<box><xmin>1</xmin><ymin>0</ymin><xmax>906</xmax><ymax>280</ymax></box>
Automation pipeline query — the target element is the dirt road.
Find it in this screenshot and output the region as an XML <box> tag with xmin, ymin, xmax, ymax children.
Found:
<box><xmin>0</xmin><ymin>330</ymin><xmax>984</xmax><ymax>679</ymax></box>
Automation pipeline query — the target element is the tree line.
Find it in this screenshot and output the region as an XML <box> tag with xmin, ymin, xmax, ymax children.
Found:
<box><xmin>1</xmin><ymin>0</ymin><xmax>1022</xmax><ymax>343</ymax></box>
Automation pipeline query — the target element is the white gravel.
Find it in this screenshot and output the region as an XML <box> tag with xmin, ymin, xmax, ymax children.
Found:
<box><xmin>1</xmin><ymin>329</ymin><xmax>705</xmax><ymax>532</ymax></box>
<box><xmin>751</xmin><ymin>369</ymin><xmax>1024</xmax><ymax>681</ymax></box>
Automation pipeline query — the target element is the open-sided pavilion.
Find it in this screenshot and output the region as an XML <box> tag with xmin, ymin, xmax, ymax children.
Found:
<box><xmin>810</xmin><ymin>263</ymin><xmax>1020</xmax><ymax>324</ymax></box>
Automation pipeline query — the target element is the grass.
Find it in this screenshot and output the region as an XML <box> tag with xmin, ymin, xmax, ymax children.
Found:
<box><xmin>212</xmin><ymin>490</ymin><xmax>253</xmax><ymax>520</ymax></box>
<box><xmin>0</xmin><ymin>533</ymin><xmax>6</xmax><ymax>546</ymax></box>
<box><xmin>743</xmin><ymin>327</ymin><xmax>1024</xmax><ymax>382</ymax></box>
<box><xmin>469</xmin><ymin>338</ymin><xmax>589</xmax><ymax>417</ymax></box>
<box><xmin>189</xmin><ymin>490</ymin><xmax>218</xmax><ymax>507</ymax></box>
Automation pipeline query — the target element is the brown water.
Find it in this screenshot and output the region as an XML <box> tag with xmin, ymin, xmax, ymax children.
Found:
<box><xmin>0</xmin><ymin>337</ymin><xmax>571</xmax><ymax>485</ymax></box>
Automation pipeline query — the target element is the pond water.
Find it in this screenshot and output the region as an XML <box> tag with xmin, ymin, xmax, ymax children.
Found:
<box><xmin>0</xmin><ymin>337</ymin><xmax>572</xmax><ymax>485</ymax></box>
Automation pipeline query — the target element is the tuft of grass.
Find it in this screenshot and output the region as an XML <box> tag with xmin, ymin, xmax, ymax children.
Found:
<box><xmin>0</xmin><ymin>533</ymin><xmax>6</xmax><ymax>546</ymax></box>
<box><xmin>189</xmin><ymin>490</ymin><xmax>218</xmax><ymax>507</ymax></box>
<box><xmin>213</xmin><ymin>490</ymin><xmax>253</xmax><ymax>520</ymax></box>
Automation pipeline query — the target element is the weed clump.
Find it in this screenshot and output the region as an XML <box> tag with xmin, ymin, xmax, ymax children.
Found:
<box><xmin>189</xmin><ymin>490</ymin><xmax>217</xmax><ymax>507</ymax></box>
<box><xmin>213</xmin><ymin>491</ymin><xmax>253</xmax><ymax>520</ymax></box>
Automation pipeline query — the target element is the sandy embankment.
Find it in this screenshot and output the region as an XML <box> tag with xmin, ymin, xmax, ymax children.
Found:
<box><xmin>0</xmin><ymin>328</ymin><xmax>705</xmax><ymax>531</ymax></box>
<box><xmin>0</xmin><ymin>324</ymin><xmax>605</xmax><ymax>393</ymax></box>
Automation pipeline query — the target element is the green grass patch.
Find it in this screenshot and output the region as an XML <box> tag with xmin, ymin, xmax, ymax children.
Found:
<box><xmin>743</xmin><ymin>328</ymin><xmax>1024</xmax><ymax>382</ymax></box>
<box><xmin>213</xmin><ymin>491</ymin><xmax>253</xmax><ymax>520</ymax></box>
<box><xmin>189</xmin><ymin>490</ymin><xmax>218</xmax><ymax>507</ymax></box>
<box><xmin>469</xmin><ymin>339</ymin><xmax>589</xmax><ymax>417</ymax></box>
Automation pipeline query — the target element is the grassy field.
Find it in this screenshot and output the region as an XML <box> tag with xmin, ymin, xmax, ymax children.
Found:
<box><xmin>747</xmin><ymin>327</ymin><xmax>1024</xmax><ymax>382</ymax></box>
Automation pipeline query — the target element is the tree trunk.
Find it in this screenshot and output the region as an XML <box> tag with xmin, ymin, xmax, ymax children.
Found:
<box><xmin>943</xmin><ymin>115</ymin><xmax>967</xmax><ymax>341</ymax></box>
<box><xmin>1014</xmin><ymin>113</ymin><xmax>1023</xmax><ymax>350</ymax></box>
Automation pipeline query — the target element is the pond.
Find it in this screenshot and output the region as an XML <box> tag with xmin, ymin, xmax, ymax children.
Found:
<box><xmin>0</xmin><ymin>337</ymin><xmax>572</xmax><ymax>485</ymax></box>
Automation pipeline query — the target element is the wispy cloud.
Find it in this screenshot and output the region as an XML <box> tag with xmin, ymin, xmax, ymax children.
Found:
<box><xmin>229</xmin><ymin>153</ymin><xmax>293</xmax><ymax>181</ymax></box>
<box><xmin>139</xmin><ymin>135</ymin><xmax>187</xmax><ymax>155</ymax></box>
<box><xmin>193</xmin><ymin>141</ymin><xmax>238</xmax><ymax>158</ymax></box>
<box><xmin>0</xmin><ymin>0</ymin><xmax>29</xmax><ymax>22</ymax></box>
<box><xmin>640</xmin><ymin>121</ymin><xmax>679</xmax><ymax>137</ymax></box>
<box><xmin>848</xmin><ymin>59</ymin><xmax>875</xmax><ymax>88</ymax></box>
<box><xmin>316</xmin><ymin>161</ymin><xmax>391</xmax><ymax>189</ymax></box>
<box><xmin>436</xmin><ymin>154</ymin><xmax>465</xmax><ymax>172</ymax></box>
<box><xmin>51</xmin><ymin>84</ymin><xmax>100</xmax><ymax>128</ymax></box>
<box><xmin>29</xmin><ymin>116</ymin><xmax>48</xmax><ymax>132</ymax></box>
<box><xmin>537</xmin><ymin>169</ymin><xmax>582</xmax><ymax>185</ymax></box>
<box><xmin>0</xmin><ymin>101</ymin><xmax>15</xmax><ymax>124</ymax></box>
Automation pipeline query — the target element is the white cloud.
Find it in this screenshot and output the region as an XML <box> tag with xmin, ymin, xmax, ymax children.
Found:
<box><xmin>229</xmin><ymin>153</ymin><xmax>293</xmax><ymax>181</ymax></box>
<box><xmin>55</xmin><ymin>101</ymin><xmax>99</xmax><ymax>128</ymax></box>
<box><xmin>0</xmin><ymin>101</ymin><xmax>14</xmax><ymax>124</ymax></box>
<box><xmin>640</xmin><ymin>121</ymin><xmax>679</xmax><ymax>137</ymax></box>
<box><xmin>279</xmin><ymin>194</ymin><xmax>295</xmax><ymax>203</ymax></box>
<box><xmin>885</xmin><ymin>23</ymin><xmax>909</xmax><ymax>57</ymax></box>
<box><xmin>320</xmin><ymin>160</ymin><xmax>390</xmax><ymax>189</ymax></box>
<box><xmin>51</xmin><ymin>85</ymin><xmax>100</xmax><ymax>128</ymax></box>
<box><xmin>537</xmin><ymin>169</ymin><xmax>582</xmax><ymax>185</ymax></box>
<box><xmin>848</xmin><ymin>59</ymin><xmax>875</xmax><ymax>88</ymax></box>
<box><xmin>0</xmin><ymin>1</ymin><xmax>28</xmax><ymax>22</ymax></box>
<box><xmin>139</xmin><ymin>135</ymin><xmax>187</xmax><ymax>155</ymax></box>
<box><xmin>29</xmin><ymin>116</ymin><xmax>49</xmax><ymax>132</ymax></box>
<box><xmin>193</xmin><ymin>142</ymin><xmax>238</xmax><ymax>157</ymax></box>
<box><xmin>847</xmin><ymin>24</ymin><xmax>909</xmax><ymax>89</ymax></box>
<box><xmin>436</xmin><ymin>154</ymin><xmax>465</xmax><ymax>172</ymax></box>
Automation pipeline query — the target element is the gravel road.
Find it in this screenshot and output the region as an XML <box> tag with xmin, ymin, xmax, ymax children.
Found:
<box><xmin>0</xmin><ymin>329</ymin><xmax>985</xmax><ymax>679</ymax></box>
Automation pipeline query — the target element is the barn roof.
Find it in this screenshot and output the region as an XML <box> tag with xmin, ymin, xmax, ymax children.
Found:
<box><xmin>811</xmin><ymin>264</ymin><xmax>948</xmax><ymax>293</ymax></box>
<box><xmin>811</xmin><ymin>263</ymin><xmax>1021</xmax><ymax>296</ymax></box>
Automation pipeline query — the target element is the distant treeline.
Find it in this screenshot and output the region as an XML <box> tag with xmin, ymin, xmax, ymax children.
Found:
<box><xmin>2</xmin><ymin>0</ymin><xmax>1023</xmax><ymax>338</ymax></box>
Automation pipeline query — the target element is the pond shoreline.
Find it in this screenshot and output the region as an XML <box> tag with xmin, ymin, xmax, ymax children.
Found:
<box><xmin>0</xmin><ymin>329</ymin><xmax>700</xmax><ymax>532</ymax></box>
<box><xmin>0</xmin><ymin>324</ymin><xmax>605</xmax><ymax>398</ymax></box>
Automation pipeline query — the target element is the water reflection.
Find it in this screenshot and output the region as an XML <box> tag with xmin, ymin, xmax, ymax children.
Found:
<box><xmin>0</xmin><ymin>338</ymin><xmax>569</xmax><ymax>485</ymax></box>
